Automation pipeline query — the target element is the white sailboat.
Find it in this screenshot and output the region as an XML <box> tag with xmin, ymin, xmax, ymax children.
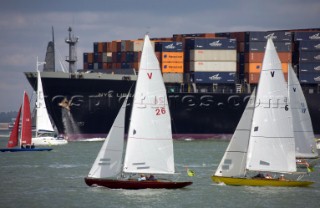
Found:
<box><xmin>32</xmin><ymin>65</ymin><xmax>68</xmax><ymax>146</ymax></box>
<box><xmin>288</xmin><ymin>65</ymin><xmax>318</xmax><ymax>158</ymax></box>
<box><xmin>288</xmin><ymin>64</ymin><xmax>319</xmax><ymax>167</ymax></box>
<box><xmin>211</xmin><ymin>38</ymin><xmax>314</xmax><ymax>187</ymax></box>
<box><xmin>84</xmin><ymin>35</ymin><xmax>192</xmax><ymax>189</ymax></box>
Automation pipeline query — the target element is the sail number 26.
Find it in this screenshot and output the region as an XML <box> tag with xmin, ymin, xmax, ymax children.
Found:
<box><xmin>155</xmin><ymin>107</ymin><xmax>166</xmax><ymax>115</ymax></box>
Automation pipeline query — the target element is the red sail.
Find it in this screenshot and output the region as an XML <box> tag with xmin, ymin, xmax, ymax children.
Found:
<box><xmin>7</xmin><ymin>106</ymin><xmax>22</xmax><ymax>148</ymax></box>
<box><xmin>21</xmin><ymin>92</ymin><xmax>32</xmax><ymax>145</ymax></box>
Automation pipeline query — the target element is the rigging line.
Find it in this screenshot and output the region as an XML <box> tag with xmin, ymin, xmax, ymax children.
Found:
<box><xmin>171</xmin><ymin>115</ymin><xmax>177</xmax><ymax>137</ymax></box>
<box><xmin>55</xmin><ymin>43</ymin><xmax>67</xmax><ymax>73</ymax></box>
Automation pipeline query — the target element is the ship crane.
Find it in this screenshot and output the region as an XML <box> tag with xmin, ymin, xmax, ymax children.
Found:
<box><xmin>65</xmin><ymin>27</ymin><xmax>78</xmax><ymax>73</ymax></box>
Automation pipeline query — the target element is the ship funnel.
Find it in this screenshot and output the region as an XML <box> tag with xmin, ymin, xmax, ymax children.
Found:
<box><xmin>43</xmin><ymin>26</ymin><xmax>55</xmax><ymax>72</ymax></box>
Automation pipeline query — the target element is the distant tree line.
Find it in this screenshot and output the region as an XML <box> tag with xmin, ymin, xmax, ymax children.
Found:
<box><xmin>0</xmin><ymin>111</ymin><xmax>18</xmax><ymax>122</ymax></box>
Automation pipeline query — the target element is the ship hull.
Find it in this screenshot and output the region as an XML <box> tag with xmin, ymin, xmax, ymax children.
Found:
<box><xmin>25</xmin><ymin>72</ymin><xmax>320</xmax><ymax>140</ymax></box>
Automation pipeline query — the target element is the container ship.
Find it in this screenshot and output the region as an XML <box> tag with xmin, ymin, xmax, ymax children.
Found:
<box><xmin>25</xmin><ymin>27</ymin><xmax>320</xmax><ymax>140</ymax></box>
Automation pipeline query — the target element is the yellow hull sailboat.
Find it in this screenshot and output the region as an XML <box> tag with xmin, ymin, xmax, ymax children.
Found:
<box><xmin>211</xmin><ymin>176</ymin><xmax>313</xmax><ymax>187</ymax></box>
<box><xmin>211</xmin><ymin>38</ymin><xmax>314</xmax><ymax>187</ymax></box>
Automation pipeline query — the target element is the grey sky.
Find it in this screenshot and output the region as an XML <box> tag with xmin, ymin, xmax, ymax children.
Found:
<box><xmin>0</xmin><ymin>0</ymin><xmax>319</xmax><ymax>112</ymax></box>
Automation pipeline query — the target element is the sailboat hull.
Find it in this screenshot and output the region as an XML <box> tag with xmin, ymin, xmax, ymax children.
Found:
<box><xmin>211</xmin><ymin>176</ymin><xmax>314</xmax><ymax>187</ymax></box>
<box><xmin>84</xmin><ymin>177</ymin><xmax>192</xmax><ymax>189</ymax></box>
<box><xmin>0</xmin><ymin>148</ymin><xmax>52</xmax><ymax>152</ymax></box>
<box><xmin>32</xmin><ymin>136</ymin><xmax>68</xmax><ymax>146</ymax></box>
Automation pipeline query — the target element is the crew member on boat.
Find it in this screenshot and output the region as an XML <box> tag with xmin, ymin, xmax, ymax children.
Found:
<box><xmin>265</xmin><ymin>174</ymin><xmax>272</xmax><ymax>179</ymax></box>
<box><xmin>138</xmin><ymin>174</ymin><xmax>146</xmax><ymax>181</ymax></box>
<box><xmin>253</xmin><ymin>172</ymin><xmax>265</xmax><ymax>178</ymax></box>
<box><xmin>147</xmin><ymin>175</ymin><xmax>156</xmax><ymax>181</ymax></box>
<box><xmin>278</xmin><ymin>174</ymin><xmax>286</xmax><ymax>181</ymax></box>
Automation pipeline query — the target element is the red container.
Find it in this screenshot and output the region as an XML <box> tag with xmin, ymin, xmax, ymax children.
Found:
<box><xmin>244</xmin><ymin>52</ymin><xmax>292</xmax><ymax>63</ymax></box>
<box><xmin>87</xmin><ymin>53</ymin><xmax>93</xmax><ymax>63</ymax></box>
<box><xmin>97</xmin><ymin>42</ymin><xmax>104</xmax><ymax>53</ymax></box>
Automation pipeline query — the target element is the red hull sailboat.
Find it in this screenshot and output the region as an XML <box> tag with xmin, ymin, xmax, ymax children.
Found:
<box><xmin>84</xmin><ymin>35</ymin><xmax>192</xmax><ymax>189</ymax></box>
<box><xmin>84</xmin><ymin>178</ymin><xmax>192</xmax><ymax>189</ymax></box>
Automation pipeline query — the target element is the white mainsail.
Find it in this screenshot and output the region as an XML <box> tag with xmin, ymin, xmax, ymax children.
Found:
<box><xmin>215</xmin><ymin>89</ymin><xmax>256</xmax><ymax>177</ymax></box>
<box><xmin>288</xmin><ymin>65</ymin><xmax>318</xmax><ymax>158</ymax></box>
<box><xmin>88</xmin><ymin>95</ymin><xmax>129</xmax><ymax>178</ymax></box>
<box><xmin>123</xmin><ymin>35</ymin><xmax>174</xmax><ymax>175</ymax></box>
<box><xmin>36</xmin><ymin>70</ymin><xmax>54</xmax><ymax>134</ymax></box>
<box><xmin>246</xmin><ymin>38</ymin><xmax>296</xmax><ymax>173</ymax></box>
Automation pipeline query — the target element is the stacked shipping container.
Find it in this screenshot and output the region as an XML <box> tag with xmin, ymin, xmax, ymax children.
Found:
<box><xmin>84</xmin><ymin>38</ymin><xmax>191</xmax><ymax>83</ymax></box>
<box><xmin>231</xmin><ymin>31</ymin><xmax>292</xmax><ymax>84</ymax></box>
<box><xmin>172</xmin><ymin>33</ymin><xmax>216</xmax><ymax>42</ymax></box>
<box><xmin>82</xmin><ymin>29</ymin><xmax>320</xmax><ymax>87</ymax></box>
<box><xmin>83</xmin><ymin>39</ymin><xmax>154</xmax><ymax>71</ymax></box>
<box><xmin>294</xmin><ymin>32</ymin><xmax>320</xmax><ymax>84</ymax></box>
<box><xmin>83</xmin><ymin>42</ymin><xmax>113</xmax><ymax>70</ymax></box>
<box><xmin>155</xmin><ymin>41</ymin><xmax>184</xmax><ymax>83</ymax></box>
<box><xmin>184</xmin><ymin>38</ymin><xmax>237</xmax><ymax>84</ymax></box>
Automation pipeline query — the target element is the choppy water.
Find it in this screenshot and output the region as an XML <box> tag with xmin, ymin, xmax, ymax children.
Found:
<box><xmin>0</xmin><ymin>131</ymin><xmax>320</xmax><ymax>208</ymax></box>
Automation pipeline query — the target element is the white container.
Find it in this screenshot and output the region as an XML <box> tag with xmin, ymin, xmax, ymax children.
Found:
<box><xmin>189</xmin><ymin>61</ymin><xmax>237</xmax><ymax>72</ymax></box>
<box><xmin>162</xmin><ymin>73</ymin><xmax>184</xmax><ymax>83</ymax></box>
<box><xmin>189</xmin><ymin>50</ymin><xmax>237</xmax><ymax>61</ymax></box>
<box><xmin>128</xmin><ymin>40</ymin><xmax>155</xmax><ymax>52</ymax></box>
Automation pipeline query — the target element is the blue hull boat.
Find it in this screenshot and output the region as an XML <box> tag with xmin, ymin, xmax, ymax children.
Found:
<box><xmin>0</xmin><ymin>148</ymin><xmax>52</xmax><ymax>152</ymax></box>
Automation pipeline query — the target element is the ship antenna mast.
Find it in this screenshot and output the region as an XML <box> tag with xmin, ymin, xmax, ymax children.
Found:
<box><xmin>65</xmin><ymin>27</ymin><xmax>78</xmax><ymax>73</ymax></box>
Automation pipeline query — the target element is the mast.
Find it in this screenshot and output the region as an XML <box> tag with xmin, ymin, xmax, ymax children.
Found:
<box><xmin>65</xmin><ymin>27</ymin><xmax>78</xmax><ymax>73</ymax></box>
<box><xmin>20</xmin><ymin>92</ymin><xmax>24</xmax><ymax>147</ymax></box>
<box><xmin>52</xmin><ymin>26</ymin><xmax>55</xmax><ymax>71</ymax></box>
<box><xmin>36</xmin><ymin>57</ymin><xmax>46</xmax><ymax>138</ymax></box>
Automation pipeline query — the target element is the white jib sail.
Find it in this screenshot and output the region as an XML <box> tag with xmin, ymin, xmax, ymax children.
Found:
<box><xmin>123</xmin><ymin>35</ymin><xmax>175</xmax><ymax>175</ymax></box>
<box><xmin>88</xmin><ymin>94</ymin><xmax>129</xmax><ymax>178</ymax></box>
<box><xmin>288</xmin><ymin>65</ymin><xmax>318</xmax><ymax>158</ymax></box>
<box><xmin>36</xmin><ymin>70</ymin><xmax>54</xmax><ymax>133</ymax></box>
<box><xmin>215</xmin><ymin>88</ymin><xmax>256</xmax><ymax>177</ymax></box>
<box><xmin>246</xmin><ymin>38</ymin><xmax>297</xmax><ymax>173</ymax></box>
